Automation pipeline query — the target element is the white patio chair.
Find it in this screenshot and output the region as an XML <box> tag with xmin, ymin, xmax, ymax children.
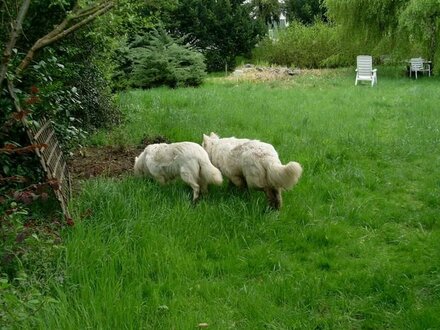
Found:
<box><xmin>409</xmin><ymin>57</ymin><xmax>431</xmax><ymax>79</ymax></box>
<box><xmin>355</xmin><ymin>55</ymin><xmax>377</xmax><ymax>86</ymax></box>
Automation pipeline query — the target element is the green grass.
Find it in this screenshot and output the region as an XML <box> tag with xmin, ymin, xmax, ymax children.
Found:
<box><xmin>35</xmin><ymin>69</ymin><xmax>440</xmax><ymax>328</ymax></box>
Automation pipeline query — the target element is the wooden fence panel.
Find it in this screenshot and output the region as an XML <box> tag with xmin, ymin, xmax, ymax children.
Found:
<box><xmin>26</xmin><ymin>118</ymin><xmax>72</xmax><ymax>220</ymax></box>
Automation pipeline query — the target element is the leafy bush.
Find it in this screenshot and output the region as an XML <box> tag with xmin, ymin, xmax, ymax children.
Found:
<box><xmin>0</xmin><ymin>272</ymin><xmax>58</xmax><ymax>327</ymax></box>
<box><xmin>114</xmin><ymin>29</ymin><xmax>207</xmax><ymax>89</ymax></box>
<box><xmin>0</xmin><ymin>200</ymin><xmax>61</xmax><ymax>328</ymax></box>
<box><xmin>23</xmin><ymin>46</ymin><xmax>122</xmax><ymax>150</ymax></box>
<box><xmin>253</xmin><ymin>21</ymin><xmax>354</xmax><ymax>68</ymax></box>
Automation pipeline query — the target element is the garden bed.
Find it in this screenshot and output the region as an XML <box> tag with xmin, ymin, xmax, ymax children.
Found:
<box><xmin>68</xmin><ymin>136</ymin><xmax>169</xmax><ymax>180</ymax></box>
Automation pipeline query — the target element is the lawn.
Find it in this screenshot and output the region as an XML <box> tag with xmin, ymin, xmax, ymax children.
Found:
<box><xmin>35</xmin><ymin>69</ymin><xmax>440</xmax><ymax>329</ymax></box>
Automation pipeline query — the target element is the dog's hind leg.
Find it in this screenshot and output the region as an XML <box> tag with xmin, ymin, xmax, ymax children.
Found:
<box><xmin>180</xmin><ymin>169</ymin><xmax>201</xmax><ymax>202</ymax></box>
<box><xmin>229</xmin><ymin>175</ymin><xmax>247</xmax><ymax>188</ymax></box>
<box><xmin>199</xmin><ymin>178</ymin><xmax>208</xmax><ymax>195</ymax></box>
<box><xmin>264</xmin><ymin>188</ymin><xmax>282</xmax><ymax>210</ymax></box>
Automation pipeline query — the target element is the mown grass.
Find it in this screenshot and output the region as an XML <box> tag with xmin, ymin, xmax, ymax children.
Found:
<box><xmin>34</xmin><ymin>68</ymin><xmax>440</xmax><ymax>329</ymax></box>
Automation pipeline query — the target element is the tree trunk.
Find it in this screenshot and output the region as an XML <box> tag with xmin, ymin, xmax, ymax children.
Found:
<box><xmin>0</xmin><ymin>0</ymin><xmax>31</xmax><ymax>89</ymax></box>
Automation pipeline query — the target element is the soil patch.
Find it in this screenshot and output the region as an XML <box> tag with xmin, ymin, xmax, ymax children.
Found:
<box><xmin>227</xmin><ymin>64</ymin><xmax>300</xmax><ymax>82</ymax></box>
<box><xmin>68</xmin><ymin>135</ymin><xmax>169</xmax><ymax>181</ymax></box>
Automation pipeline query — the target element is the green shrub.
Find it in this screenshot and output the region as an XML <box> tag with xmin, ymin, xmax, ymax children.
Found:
<box><xmin>23</xmin><ymin>47</ymin><xmax>122</xmax><ymax>150</ymax></box>
<box><xmin>253</xmin><ymin>21</ymin><xmax>354</xmax><ymax>68</ymax></box>
<box><xmin>115</xmin><ymin>29</ymin><xmax>207</xmax><ymax>89</ymax></box>
<box><xmin>0</xmin><ymin>199</ymin><xmax>61</xmax><ymax>328</ymax></box>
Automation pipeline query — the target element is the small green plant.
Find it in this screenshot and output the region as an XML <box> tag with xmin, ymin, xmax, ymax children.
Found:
<box><xmin>0</xmin><ymin>272</ymin><xmax>58</xmax><ymax>327</ymax></box>
<box><xmin>0</xmin><ymin>198</ymin><xmax>62</xmax><ymax>328</ymax></box>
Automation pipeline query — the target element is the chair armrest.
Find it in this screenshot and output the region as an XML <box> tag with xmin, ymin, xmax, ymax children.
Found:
<box><xmin>372</xmin><ymin>69</ymin><xmax>377</xmax><ymax>72</ymax></box>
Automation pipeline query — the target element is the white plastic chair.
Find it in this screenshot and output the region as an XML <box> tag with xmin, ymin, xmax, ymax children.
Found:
<box><xmin>410</xmin><ymin>58</ymin><xmax>431</xmax><ymax>79</ymax></box>
<box><xmin>355</xmin><ymin>55</ymin><xmax>377</xmax><ymax>86</ymax></box>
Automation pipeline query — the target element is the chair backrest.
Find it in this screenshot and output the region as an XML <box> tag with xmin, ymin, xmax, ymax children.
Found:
<box><xmin>357</xmin><ymin>55</ymin><xmax>373</xmax><ymax>76</ymax></box>
<box><xmin>410</xmin><ymin>58</ymin><xmax>424</xmax><ymax>70</ymax></box>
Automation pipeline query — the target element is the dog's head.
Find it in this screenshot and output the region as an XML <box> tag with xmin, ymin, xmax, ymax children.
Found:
<box><xmin>133</xmin><ymin>155</ymin><xmax>143</xmax><ymax>177</ymax></box>
<box><xmin>133</xmin><ymin>147</ymin><xmax>153</xmax><ymax>177</ymax></box>
<box><xmin>209</xmin><ymin>132</ymin><xmax>219</xmax><ymax>139</ymax></box>
<box><xmin>202</xmin><ymin>132</ymin><xmax>219</xmax><ymax>153</ymax></box>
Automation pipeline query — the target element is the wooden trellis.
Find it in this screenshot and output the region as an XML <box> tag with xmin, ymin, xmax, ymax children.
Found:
<box><xmin>26</xmin><ymin>118</ymin><xmax>72</xmax><ymax>220</ymax></box>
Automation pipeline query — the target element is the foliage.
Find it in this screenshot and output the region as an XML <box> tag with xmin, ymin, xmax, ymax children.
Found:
<box><xmin>325</xmin><ymin>0</ymin><xmax>440</xmax><ymax>73</ymax></box>
<box><xmin>325</xmin><ymin>0</ymin><xmax>404</xmax><ymax>40</ymax></box>
<box><xmin>250</xmin><ymin>0</ymin><xmax>281</xmax><ymax>26</ymax></box>
<box><xmin>0</xmin><ymin>198</ymin><xmax>63</xmax><ymax>328</ymax></box>
<box><xmin>164</xmin><ymin>0</ymin><xmax>266</xmax><ymax>72</ymax></box>
<box><xmin>0</xmin><ymin>272</ymin><xmax>57</xmax><ymax>327</ymax></box>
<box><xmin>0</xmin><ymin>0</ymin><xmax>72</xmax><ymax>48</ymax></box>
<box><xmin>0</xmin><ymin>87</ymin><xmax>46</xmax><ymax>187</ymax></box>
<box><xmin>115</xmin><ymin>29</ymin><xmax>207</xmax><ymax>89</ymax></box>
<box><xmin>0</xmin><ymin>0</ymin><xmax>122</xmax><ymax>154</ymax></box>
<box><xmin>253</xmin><ymin>21</ymin><xmax>349</xmax><ymax>68</ymax></box>
<box><xmin>0</xmin><ymin>2</ymin><xmax>118</xmax><ymax>325</ymax></box>
<box><xmin>398</xmin><ymin>0</ymin><xmax>440</xmax><ymax>71</ymax></box>
<box><xmin>284</xmin><ymin>0</ymin><xmax>327</xmax><ymax>24</ymax></box>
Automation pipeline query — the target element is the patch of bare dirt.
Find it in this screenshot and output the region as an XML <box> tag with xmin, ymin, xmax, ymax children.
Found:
<box><xmin>227</xmin><ymin>64</ymin><xmax>300</xmax><ymax>82</ymax></box>
<box><xmin>226</xmin><ymin>64</ymin><xmax>339</xmax><ymax>82</ymax></box>
<box><xmin>68</xmin><ymin>135</ymin><xmax>169</xmax><ymax>180</ymax></box>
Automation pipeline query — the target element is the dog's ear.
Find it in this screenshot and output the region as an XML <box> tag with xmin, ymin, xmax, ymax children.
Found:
<box><xmin>135</xmin><ymin>156</ymin><xmax>138</xmax><ymax>162</ymax></box>
<box><xmin>210</xmin><ymin>132</ymin><xmax>218</xmax><ymax>138</ymax></box>
<box><xmin>203</xmin><ymin>134</ymin><xmax>209</xmax><ymax>142</ymax></box>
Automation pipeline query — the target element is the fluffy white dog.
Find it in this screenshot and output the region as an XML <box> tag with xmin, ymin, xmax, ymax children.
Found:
<box><xmin>202</xmin><ymin>132</ymin><xmax>302</xmax><ymax>209</ymax></box>
<box><xmin>134</xmin><ymin>142</ymin><xmax>223</xmax><ymax>202</ymax></box>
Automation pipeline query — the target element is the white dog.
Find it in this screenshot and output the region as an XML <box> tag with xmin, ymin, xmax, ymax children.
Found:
<box><xmin>202</xmin><ymin>133</ymin><xmax>302</xmax><ymax>209</ymax></box>
<box><xmin>134</xmin><ymin>142</ymin><xmax>223</xmax><ymax>202</ymax></box>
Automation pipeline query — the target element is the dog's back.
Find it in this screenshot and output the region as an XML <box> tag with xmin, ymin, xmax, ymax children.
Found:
<box><xmin>236</xmin><ymin>140</ymin><xmax>302</xmax><ymax>190</ymax></box>
<box><xmin>205</xmin><ymin>135</ymin><xmax>302</xmax><ymax>190</ymax></box>
<box><xmin>135</xmin><ymin>141</ymin><xmax>222</xmax><ymax>202</ymax></box>
<box><xmin>176</xmin><ymin>142</ymin><xmax>222</xmax><ymax>186</ymax></box>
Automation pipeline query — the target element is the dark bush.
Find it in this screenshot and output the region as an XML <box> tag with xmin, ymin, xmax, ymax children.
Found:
<box><xmin>114</xmin><ymin>29</ymin><xmax>206</xmax><ymax>89</ymax></box>
<box><xmin>23</xmin><ymin>42</ymin><xmax>122</xmax><ymax>150</ymax></box>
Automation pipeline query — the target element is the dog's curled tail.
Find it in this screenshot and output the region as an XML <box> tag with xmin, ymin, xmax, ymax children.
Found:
<box><xmin>267</xmin><ymin>161</ymin><xmax>303</xmax><ymax>190</ymax></box>
<box><xmin>200</xmin><ymin>161</ymin><xmax>223</xmax><ymax>186</ymax></box>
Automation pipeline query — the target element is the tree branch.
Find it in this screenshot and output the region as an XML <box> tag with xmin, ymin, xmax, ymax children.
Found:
<box><xmin>0</xmin><ymin>0</ymin><xmax>31</xmax><ymax>89</ymax></box>
<box><xmin>7</xmin><ymin>78</ymin><xmax>23</xmax><ymax>113</ymax></box>
<box><xmin>16</xmin><ymin>1</ymin><xmax>115</xmax><ymax>75</ymax></box>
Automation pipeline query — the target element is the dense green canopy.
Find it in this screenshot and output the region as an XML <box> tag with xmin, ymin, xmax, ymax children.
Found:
<box><xmin>325</xmin><ymin>0</ymin><xmax>440</xmax><ymax>71</ymax></box>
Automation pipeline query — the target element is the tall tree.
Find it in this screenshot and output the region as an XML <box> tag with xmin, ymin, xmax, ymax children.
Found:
<box><xmin>164</xmin><ymin>0</ymin><xmax>265</xmax><ymax>71</ymax></box>
<box><xmin>284</xmin><ymin>0</ymin><xmax>327</xmax><ymax>24</ymax></box>
<box><xmin>250</xmin><ymin>0</ymin><xmax>281</xmax><ymax>27</ymax></box>
<box><xmin>398</xmin><ymin>0</ymin><xmax>440</xmax><ymax>64</ymax></box>
<box><xmin>325</xmin><ymin>0</ymin><xmax>440</xmax><ymax>71</ymax></box>
<box><xmin>1</xmin><ymin>0</ymin><xmax>115</xmax><ymax>86</ymax></box>
<box><xmin>0</xmin><ymin>0</ymin><xmax>117</xmax><ymax>152</ymax></box>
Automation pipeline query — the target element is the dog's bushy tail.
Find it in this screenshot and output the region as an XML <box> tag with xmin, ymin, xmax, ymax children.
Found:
<box><xmin>200</xmin><ymin>161</ymin><xmax>223</xmax><ymax>186</ymax></box>
<box><xmin>267</xmin><ymin>161</ymin><xmax>303</xmax><ymax>190</ymax></box>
